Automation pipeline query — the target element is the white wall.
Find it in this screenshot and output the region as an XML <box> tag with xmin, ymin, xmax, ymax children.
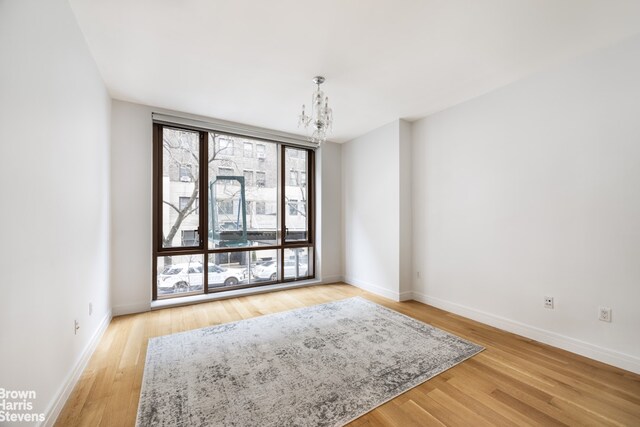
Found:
<box><xmin>398</xmin><ymin>120</ymin><xmax>412</xmax><ymax>297</ymax></box>
<box><xmin>110</xmin><ymin>101</ymin><xmax>154</xmax><ymax>315</ymax></box>
<box><xmin>342</xmin><ymin>120</ymin><xmax>412</xmax><ymax>300</ymax></box>
<box><xmin>411</xmin><ymin>34</ymin><xmax>640</xmax><ymax>373</ymax></box>
<box><xmin>317</xmin><ymin>141</ymin><xmax>343</xmax><ymax>283</ymax></box>
<box><xmin>0</xmin><ymin>0</ymin><xmax>112</xmax><ymax>424</ymax></box>
<box><xmin>110</xmin><ymin>100</ymin><xmax>343</xmax><ymax>314</ymax></box>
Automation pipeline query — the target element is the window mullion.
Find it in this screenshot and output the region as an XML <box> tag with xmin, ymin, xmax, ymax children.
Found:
<box><xmin>200</xmin><ymin>131</ymin><xmax>208</xmax><ymax>293</ymax></box>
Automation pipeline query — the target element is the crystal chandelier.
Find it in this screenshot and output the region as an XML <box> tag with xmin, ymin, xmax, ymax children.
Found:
<box><xmin>298</xmin><ymin>76</ymin><xmax>333</xmax><ymax>144</ymax></box>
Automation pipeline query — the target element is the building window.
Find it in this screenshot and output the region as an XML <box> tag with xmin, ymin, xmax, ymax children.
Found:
<box><xmin>243</xmin><ymin>142</ymin><xmax>253</xmax><ymax>157</ymax></box>
<box><xmin>243</xmin><ymin>170</ymin><xmax>254</xmax><ymax>186</ymax></box>
<box><xmin>178</xmin><ymin>196</ymin><xmax>189</xmax><ymax>211</ymax></box>
<box><xmin>301</xmin><ymin>172</ymin><xmax>306</xmax><ymax>186</ymax></box>
<box><xmin>178</xmin><ymin>196</ymin><xmax>199</xmax><ymax>211</ymax></box>
<box><xmin>289</xmin><ymin>170</ymin><xmax>298</xmax><ymax>186</ymax></box>
<box><xmin>179</xmin><ymin>164</ymin><xmax>192</xmax><ymax>182</ymax></box>
<box><xmin>288</xmin><ymin>199</ymin><xmax>298</xmax><ymax>215</ymax></box>
<box><xmin>218</xmin><ymin>138</ymin><xmax>234</xmax><ymax>155</ymax></box>
<box><xmin>256</xmin><ymin>171</ymin><xmax>266</xmax><ymax>187</ymax></box>
<box><xmin>256</xmin><ymin>144</ymin><xmax>266</xmax><ymax>160</ymax></box>
<box><xmin>181</xmin><ymin>229</ymin><xmax>198</xmax><ymax>246</ymax></box>
<box><xmin>256</xmin><ymin>201</ymin><xmax>266</xmax><ymax>215</ymax></box>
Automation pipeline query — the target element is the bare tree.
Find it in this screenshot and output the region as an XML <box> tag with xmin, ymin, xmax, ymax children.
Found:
<box><xmin>285</xmin><ymin>186</ymin><xmax>307</xmax><ymax>217</ymax></box>
<box><xmin>161</xmin><ymin>132</ymin><xmax>240</xmax><ymax>248</ymax></box>
<box><xmin>161</xmin><ymin>134</ymin><xmax>307</xmax><ymax>252</ymax></box>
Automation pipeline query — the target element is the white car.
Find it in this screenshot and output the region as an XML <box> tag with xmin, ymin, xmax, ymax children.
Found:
<box><xmin>252</xmin><ymin>259</ymin><xmax>308</xmax><ymax>282</ymax></box>
<box><xmin>208</xmin><ymin>264</ymin><xmax>246</xmax><ymax>288</ymax></box>
<box><xmin>158</xmin><ymin>262</ymin><xmax>245</xmax><ymax>293</ymax></box>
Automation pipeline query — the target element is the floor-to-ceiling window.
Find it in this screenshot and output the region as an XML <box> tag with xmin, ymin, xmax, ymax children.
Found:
<box><xmin>152</xmin><ymin>123</ymin><xmax>315</xmax><ymax>300</ymax></box>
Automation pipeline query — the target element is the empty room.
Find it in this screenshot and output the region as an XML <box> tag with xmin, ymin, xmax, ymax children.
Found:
<box><xmin>1</xmin><ymin>0</ymin><xmax>640</xmax><ymax>425</ymax></box>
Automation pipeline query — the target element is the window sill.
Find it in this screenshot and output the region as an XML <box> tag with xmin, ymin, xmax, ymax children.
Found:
<box><xmin>150</xmin><ymin>279</ymin><xmax>323</xmax><ymax>311</ymax></box>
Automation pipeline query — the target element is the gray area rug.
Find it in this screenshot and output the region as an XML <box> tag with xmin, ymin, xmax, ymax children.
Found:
<box><xmin>136</xmin><ymin>297</ymin><xmax>483</xmax><ymax>426</ymax></box>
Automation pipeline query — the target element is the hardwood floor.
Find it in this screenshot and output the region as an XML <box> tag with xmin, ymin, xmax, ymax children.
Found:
<box><xmin>55</xmin><ymin>283</ymin><xmax>640</xmax><ymax>426</ymax></box>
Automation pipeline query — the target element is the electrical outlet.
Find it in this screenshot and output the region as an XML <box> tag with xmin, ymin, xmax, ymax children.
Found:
<box><xmin>598</xmin><ymin>307</ymin><xmax>612</xmax><ymax>322</ymax></box>
<box><xmin>544</xmin><ymin>296</ymin><xmax>554</xmax><ymax>309</ymax></box>
<box><xmin>89</xmin><ymin>302</ymin><xmax>93</xmax><ymax>316</ymax></box>
<box><xmin>74</xmin><ymin>320</ymin><xmax>80</xmax><ymax>335</ymax></box>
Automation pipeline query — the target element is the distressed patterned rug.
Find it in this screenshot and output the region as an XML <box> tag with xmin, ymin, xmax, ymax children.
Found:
<box><xmin>136</xmin><ymin>297</ymin><xmax>483</xmax><ymax>426</ymax></box>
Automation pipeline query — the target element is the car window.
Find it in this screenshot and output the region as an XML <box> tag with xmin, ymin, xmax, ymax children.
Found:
<box><xmin>188</xmin><ymin>266</ymin><xmax>202</xmax><ymax>274</ymax></box>
<box><xmin>163</xmin><ymin>266</ymin><xmax>182</xmax><ymax>275</ymax></box>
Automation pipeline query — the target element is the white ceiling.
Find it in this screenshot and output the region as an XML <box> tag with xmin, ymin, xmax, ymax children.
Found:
<box><xmin>69</xmin><ymin>0</ymin><xmax>640</xmax><ymax>142</ymax></box>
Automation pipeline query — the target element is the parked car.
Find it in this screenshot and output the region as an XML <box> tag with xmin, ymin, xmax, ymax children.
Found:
<box><xmin>208</xmin><ymin>263</ymin><xmax>246</xmax><ymax>288</ymax></box>
<box><xmin>158</xmin><ymin>262</ymin><xmax>245</xmax><ymax>293</ymax></box>
<box><xmin>251</xmin><ymin>259</ymin><xmax>308</xmax><ymax>282</ymax></box>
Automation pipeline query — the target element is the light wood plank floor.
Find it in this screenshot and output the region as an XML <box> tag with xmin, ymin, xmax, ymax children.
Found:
<box><xmin>56</xmin><ymin>283</ymin><xmax>640</xmax><ymax>426</ymax></box>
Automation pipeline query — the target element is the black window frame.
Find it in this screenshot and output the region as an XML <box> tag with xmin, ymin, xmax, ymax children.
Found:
<box><xmin>152</xmin><ymin>123</ymin><xmax>316</xmax><ymax>300</ymax></box>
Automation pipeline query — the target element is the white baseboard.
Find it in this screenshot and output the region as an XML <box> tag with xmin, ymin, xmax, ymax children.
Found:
<box><xmin>344</xmin><ymin>276</ymin><xmax>401</xmax><ymax>301</ymax></box>
<box><xmin>43</xmin><ymin>309</ymin><xmax>112</xmax><ymax>427</ymax></box>
<box><xmin>411</xmin><ymin>291</ymin><xmax>640</xmax><ymax>375</ymax></box>
<box><xmin>398</xmin><ymin>291</ymin><xmax>413</xmax><ymax>301</ymax></box>
<box><xmin>320</xmin><ymin>275</ymin><xmax>344</xmax><ymax>284</ymax></box>
<box><xmin>112</xmin><ymin>301</ymin><xmax>150</xmax><ymax>316</ymax></box>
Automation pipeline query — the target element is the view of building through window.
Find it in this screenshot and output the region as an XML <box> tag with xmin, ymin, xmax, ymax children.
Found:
<box><xmin>155</xmin><ymin>126</ymin><xmax>313</xmax><ymax>298</ymax></box>
<box><xmin>285</xmin><ymin>147</ymin><xmax>308</xmax><ymax>241</ymax></box>
<box><xmin>161</xmin><ymin>128</ymin><xmax>200</xmax><ymax>249</ymax></box>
